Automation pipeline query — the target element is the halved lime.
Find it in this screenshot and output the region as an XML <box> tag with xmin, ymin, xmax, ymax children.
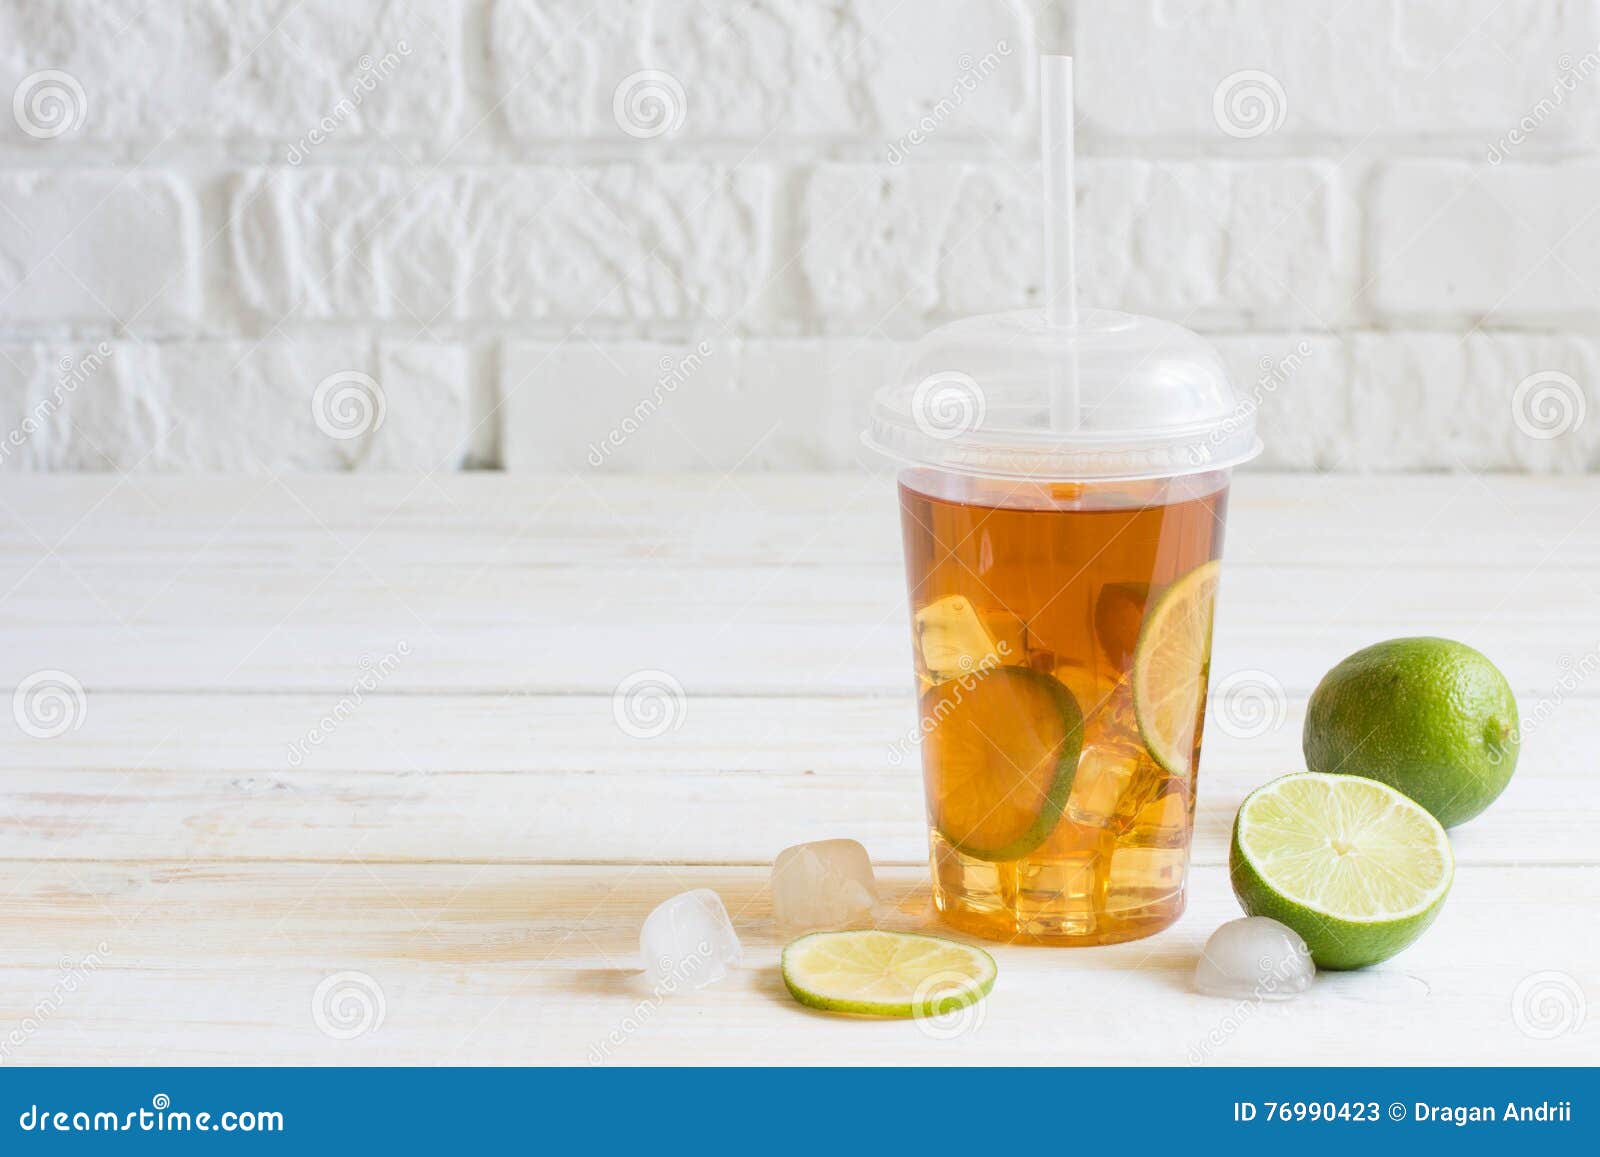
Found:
<box><xmin>781</xmin><ymin>930</ymin><xmax>996</xmax><ymax>1018</ymax></box>
<box><xmin>1131</xmin><ymin>560</ymin><xmax>1220</xmax><ymax>776</ymax></box>
<box><xmin>921</xmin><ymin>666</ymin><xmax>1083</xmax><ymax>861</ymax></box>
<box><xmin>1230</xmin><ymin>772</ymin><xmax>1454</xmax><ymax>970</ymax></box>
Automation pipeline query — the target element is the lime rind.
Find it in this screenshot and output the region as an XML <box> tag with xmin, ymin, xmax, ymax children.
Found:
<box><xmin>781</xmin><ymin>930</ymin><xmax>997</xmax><ymax>1018</ymax></box>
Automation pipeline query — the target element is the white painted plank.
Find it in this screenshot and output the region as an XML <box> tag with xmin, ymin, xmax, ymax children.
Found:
<box><xmin>5</xmin><ymin>693</ymin><xmax>1589</xmax><ymax>780</ymax></box>
<box><xmin>0</xmin><ymin>863</ymin><xmax>1591</xmax><ymax>1065</ymax></box>
<box><xmin>0</xmin><ymin>693</ymin><xmax>1586</xmax><ymax>866</ymax></box>
<box><xmin>1</xmin><ymin>474</ymin><xmax>1597</xmax><ymax>694</ymax></box>
<box><xmin>0</xmin><ymin>764</ymin><xmax>1582</xmax><ymax>866</ymax></box>
<box><xmin>0</xmin><ymin>556</ymin><xmax>1594</xmax><ymax>695</ymax></box>
<box><xmin>3</xmin><ymin>473</ymin><xmax>1599</xmax><ymax>569</ymax></box>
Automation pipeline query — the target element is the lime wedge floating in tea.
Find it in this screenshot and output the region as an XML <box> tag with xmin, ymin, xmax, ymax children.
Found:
<box><xmin>781</xmin><ymin>930</ymin><xmax>996</xmax><ymax>1018</ymax></box>
<box><xmin>921</xmin><ymin>665</ymin><xmax>1083</xmax><ymax>862</ymax></box>
<box><xmin>1230</xmin><ymin>772</ymin><xmax>1454</xmax><ymax>970</ymax></box>
<box><xmin>1131</xmin><ymin>560</ymin><xmax>1220</xmax><ymax>777</ymax></box>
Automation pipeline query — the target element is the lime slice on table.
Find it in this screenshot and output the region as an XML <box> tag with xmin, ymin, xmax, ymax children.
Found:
<box><xmin>1230</xmin><ymin>772</ymin><xmax>1454</xmax><ymax>970</ymax></box>
<box><xmin>921</xmin><ymin>666</ymin><xmax>1083</xmax><ymax>862</ymax></box>
<box><xmin>1131</xmin><ymin>560</ymin><xmax>1220</xmax><ymax>776</ymax></box>
<box><xmin>781</xmin><ymin>930</ymin><xmax>996</xmax><ymax>1018</ymax></box>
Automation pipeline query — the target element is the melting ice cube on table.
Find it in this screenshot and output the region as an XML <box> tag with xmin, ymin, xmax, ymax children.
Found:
<box><xmin>639</xmin><ymin>889</ymin><xmax>742</xmax><ymax>990</ymax></box>
<box><xmin>1194</xmin><ymin>916</ymin><xmax>1314</xmax><ymax>1000</ymax></box>
<box><xmin>771</xmin><ymin>839</ymin><xmax>879</xmax><ymax>931</ymax></box>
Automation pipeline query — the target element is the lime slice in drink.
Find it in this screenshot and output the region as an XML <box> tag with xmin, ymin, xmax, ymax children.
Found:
<box><xmin>781</xmin><ymin>930</ymin><xmax>996</xmax><ymax>1018</ymax></box>
<box><xmin>1230</xmin><ymin>771</ymin><xmax>1454</xmax><ymax>970</ymax></box>
<box><xmin>921</xmin><ymin>666</ymin><xmax>1083</xmax><ymax>862</ymax></box>
<box><xmin>1131</xmin><ymin>560</ymin><xmax>1220</xmax><ymax>776</ymax></box>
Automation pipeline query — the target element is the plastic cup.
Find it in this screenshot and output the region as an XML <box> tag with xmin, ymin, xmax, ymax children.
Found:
<box><xmin>865</xmin><ymin>307</ymin><xmax>1261</xmax><ymax>944</ymax></box>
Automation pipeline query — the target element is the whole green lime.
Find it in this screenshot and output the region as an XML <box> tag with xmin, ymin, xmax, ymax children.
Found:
<box><xmin>1303</xmin><ymin>637</ymin><xmax>1519</xmax><ymax>828</ymax></box>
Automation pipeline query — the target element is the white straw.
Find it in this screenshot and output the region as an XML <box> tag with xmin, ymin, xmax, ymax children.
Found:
<box><xmin>1040</xmin><ymin>55</ymin><xmax>1079</xmax><ymax>429</ymax></box>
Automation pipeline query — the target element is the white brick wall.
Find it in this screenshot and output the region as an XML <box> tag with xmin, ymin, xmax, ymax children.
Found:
<box><xmin>2</xmin><ymin>0</ymin><xmax>1597</xmax><ymax>473</ymax></box>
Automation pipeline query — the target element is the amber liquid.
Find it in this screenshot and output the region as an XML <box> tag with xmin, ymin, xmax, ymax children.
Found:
<box><xmin>899</xmin><ymin>470</ymin><xmax>1228</xmax><ymax>945</ymax></box>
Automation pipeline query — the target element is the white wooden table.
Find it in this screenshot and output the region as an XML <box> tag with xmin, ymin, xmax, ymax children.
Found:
<box><xmin>0</xmin><ymin>473</ymin><xmax>1594</xmax><ymax>1065</ymax></box>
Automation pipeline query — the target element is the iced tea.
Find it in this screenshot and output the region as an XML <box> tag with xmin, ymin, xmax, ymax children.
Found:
<box><xmin>899</xmin><ymin>469</ymin><xmax>1228</xmax><ymax>945</ymax></box>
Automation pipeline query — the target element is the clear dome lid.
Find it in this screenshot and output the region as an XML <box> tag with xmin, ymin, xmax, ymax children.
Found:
<box><xmin>864</xmin><ymin>308</ymin><xmax>1262</xmax><ymax>482</ymax></box>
